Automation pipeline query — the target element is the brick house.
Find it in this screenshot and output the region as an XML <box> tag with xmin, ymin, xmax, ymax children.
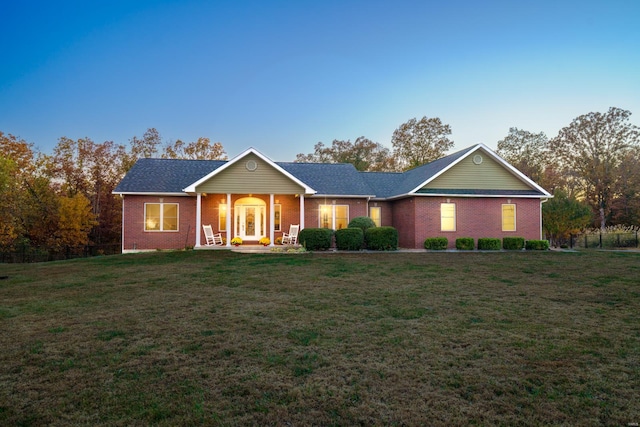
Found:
<box><xmin>113</xmin><ymin>143</ymin><xmax>551</xmax><ymax>251</ymax></box>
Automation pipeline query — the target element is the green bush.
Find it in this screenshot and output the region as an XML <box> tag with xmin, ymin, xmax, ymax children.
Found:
<box><xmin>478</xmin><ymin>238</ymin><xmax>501</xmax><ymax>250</ymax></box>
<box><xmin>298</xmin><ymin>228</ymin><xmax>333</xmax><ymax>251</ymax></box>
<box><xmin>335</xmin><ymin>228</ymin><xmax>364</xmax><ymax>251</ymax></box>
<box><xmin>455</xmin><ymin>237</ymin><xmax>474</xmax><ymax>250</ymax></box>
<box><xmin>365</xmin><ymin>227</ymin><xmax>398</xmax><ymax>251</ymax></box>
<box><xmin>348</xmin><ymin>216</ymin><xmax>376</xmax><ymax>233</ymax></box>
<box><xmin>503</xmin><ymin>237</ymin><xmax>525</xmax><ymax>250</ymax></box>
<box><xmin>525</xmin><ymin>239</ymin><xmax>550</xmax><ymax>250</ymax></box>
<box><xmin>424</xmin><ymin>237</ymin><xmax>448</xmax><ymax>250</ymax></box>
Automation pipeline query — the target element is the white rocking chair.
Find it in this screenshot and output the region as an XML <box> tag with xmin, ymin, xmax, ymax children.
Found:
<box><xmin>202</xmin><ymin>224</ymin><xmax>223</xmax><ymax>246</ymax></box>
<box><xmin>281</xmin><ymin>224</ymin><xmax>300</xmax><ymax>245</ymax></box>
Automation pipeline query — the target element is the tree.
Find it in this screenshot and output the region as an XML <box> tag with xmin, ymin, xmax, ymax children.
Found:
<box><xmin>543</xmin><ymin>189</ymin><xmax>593</xmax><ymax>247</ymax></box>
<box><xmin>391</xmin><ymin>116</ymin><xmax>454</xmax><ymax>170</ymax></box>
<box><xmin>121</xmin><ymin>128</ymin><xmax>163</xmax><ymax>172</ymax></box>
<box><xmin>54</xmin><ymin>194</ymin><xmax>97</xmax><ymax>249</ymax></box>
<box><xmin>550</xmin><ymin>107</ymin><xmax>640</xmax><ymax>230</ymax></box>
<box><xmin>0</xmin><ymin>133</ymin><xmax>37</xmax><ymax>250</ymax></box>
<box><xmin>496</xmin><ymin>128</ymin><xmax>549</xmax><ymax>183</ymax></box>
<box><xmin>162</xmin><ymin>137</ymin><xmax>227</xmax><ymax>160</ymax></box>
<box><xmin>49</xmin><ymin>137</ymin><xmax>125</xmax><ymax>245</ymax></box>
<box><xmin>610</xmin><ymin>146</ymin><xmax>640</xmax><ymax>225</ymax></box>
<box><xmin>295</xmin><ymin>137</ymin><xmax>396</xmax><ymax>171</ymax></box>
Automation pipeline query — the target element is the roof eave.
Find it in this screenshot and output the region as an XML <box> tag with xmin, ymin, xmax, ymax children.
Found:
<box><xmin>112</xmin><ymin>191</ymin><xmax>190</xmax><ymax>196</ymax></box>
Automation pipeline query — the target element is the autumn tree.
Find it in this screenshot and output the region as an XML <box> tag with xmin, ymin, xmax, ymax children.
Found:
<box><xmin>549</xmin><ymin>107</ymin><xmax>640</xmax><ymax>230</ymax></box>
<box><xmin>543</xmin><ymin>189</ymin><xmax>592</xmax><ymax>247</ymax></box>
<box><xmin>296</xmin><ymin>137</ymin><xmax>396</xmax><ymax>171</ymax></box>
<box><xmin>54</xmin><ymin>194</ymin><xmax>97</xmax><ymax>249</ymax></box>
<box><xmin>392</xmin><ymin>116</ymin><xmax>454</xmax><ymax>170</ymax></box>
<box><xmin>610</xmin><ymin>146</ymin><xmax>640</xmax><ymax>225</ymax></box>
<box><xmin>162</xmin><ymin>137</ymin><xmax>227</xmax><ymax>160</ymax></box>
<box><xmin>121</xmin><ymin>128</ymin><xmax>162</xmax><ymax>172</ymax></box>
<box><xmin>49</xmin><ymin>137</ymin><xmax>125</xmax><ymax>245</ymax></box>
<box><xmin>0</xmin><ymin>132</ymin><xmax>37</xmax><ymax>249</ymax></box>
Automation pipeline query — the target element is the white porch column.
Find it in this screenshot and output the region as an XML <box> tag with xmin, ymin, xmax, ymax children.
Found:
<box><xmin>226</xmin><ymin>193</ymin><xmax>232</xmax><ymax>247</ymax></box>
<box><xmin>269</xmin><ymin>194</ymin><xmax>275</xmax><ymax>246</ymax></box>
<box><xmin>299</xmin><ymin>194</ymin><xmax>305</xmax><ymax>229</ymax></box>
<box><xmin>195</xmin><ymin>193</ymin><xmax>202</xmax><ymax>247</ymax></box>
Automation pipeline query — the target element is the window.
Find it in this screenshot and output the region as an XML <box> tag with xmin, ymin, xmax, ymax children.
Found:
<box><xmin>319</xmin><ymin>204</ymin><xmax>349</xmax><ymax>230</ymax></box>
<box><xmin>274</xmin><ymin>204</ymin><xmax>281</xmax><ymax>231</ymax></box>
<box><xmin>219</xmin><ymin>203</ymin><xmax>227</xmax><ymax>231</ymax></box>
<box><xmin>370</xmin><ymin>206</ymin><xmax>381</xmax><ymax>227</ymax></box>
<box><xmin>145</xmin><ymin>203</ymin><xmax>178</xmax><ymax>231</ymax></box>
<box><xmin>441</xmin><ymin>203</ymin><xmax>456</xmax><ymax>231</ymax></box>
<box><xmin>502</xmin><ymin>204</ymin><xmax>516</xmax><ymax>231</ymax></box>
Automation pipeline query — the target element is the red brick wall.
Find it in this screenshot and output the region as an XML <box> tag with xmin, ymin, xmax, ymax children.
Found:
<box><xmin>392</xmin><ymin>198</ymin><xmax>417</xmax><ymax>248</ymax></box>
<box><xmin>122</xmin><ymin>195</ymin><xmax>197</xmax><ymax>250</ymax></box>
<box><xmin>403</xmin><ymin>197</ymin><xmax>542</xmax><ymax>249</ymax></box>
<box><xmin>303</xmin><ymin>198</ymin><xmax>368</xmax><ymax>230</ymax></box>
<box><xmin>123</xmin><ymin>194</ymin><xmax>542</xmax><ymax>250</ymax></box>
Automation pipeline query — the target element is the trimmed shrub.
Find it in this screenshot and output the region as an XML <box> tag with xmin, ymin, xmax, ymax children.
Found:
<box><xmin>298</xmin><ymin>228</ymin><xmax>333</xmax><ymax>251</ymax></box>
<box><xmin>424</xmin><ymin>237</ymin><xmax>448</xmax><ymax>250</ymax></box>
<box><xmin>478</xmin><ymin>238</ymin><xmax>501</xmax><ymax>250</ymax></box>
<box><xmin>348</xmin><ymin>216</ymin><xmax>376</xmax><ymax>233</ymax></box>
<box><xmin>503</xmin><ymin>237</ymin><xmax>525</xmax><ymax>250</ymax></box>
<box><xmin>525</xmin><ymin>239</ymin><xmax>550</xmax><ymax>250</ymax></box>
<box><xmin>365</xmin><ymin>227</ymin><xmax>398</xmax><ymax>251</ymax></box>
<box><xmin>456</xmin><ymin>237</ymin><xmax>475</xmax><ymax>251</ymax></box>
<box><xmin>335</xmin><ymin>228</ymin><xmax>364</xmax><ymax>251</ymax></box>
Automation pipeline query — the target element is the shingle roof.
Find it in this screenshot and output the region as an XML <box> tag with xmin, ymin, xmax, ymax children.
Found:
<box><xmin>113</xmin><ymin>144</ymin><xmax>548</xmax><ymax>198</ymax></box>
<box><xmin>278</xmin><ymin>162</ymin><xmax>375</xmax><ymax>196</ymax></box>
<box><xmin>114</xmin><ymin>158</ymin><xmax>226</xmax><ymax>193</ymax></box>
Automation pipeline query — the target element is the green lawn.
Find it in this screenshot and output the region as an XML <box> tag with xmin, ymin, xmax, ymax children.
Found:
<box><xmin>0</xmin><ymin>250</ymin><xmax>638</xmax><ymax>425</ymax></box>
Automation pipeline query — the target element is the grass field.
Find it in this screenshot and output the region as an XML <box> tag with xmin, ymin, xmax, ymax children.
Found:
<box><xmin>0</xmin><ymin>250</ymin><xmax>638</xmax><ymax>425</ymax></box>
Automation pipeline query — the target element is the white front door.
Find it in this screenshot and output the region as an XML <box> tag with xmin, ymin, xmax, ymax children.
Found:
<box><xmin>236</xmin><ymin>205</ymin><xmax>264</xmax><ymax>240</ymax></box>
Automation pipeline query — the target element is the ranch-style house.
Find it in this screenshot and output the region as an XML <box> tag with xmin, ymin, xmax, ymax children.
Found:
<box><xmin>113</xmin><ymin>143</ymin><xmax>552</xmax><ymax>251</ymax></box>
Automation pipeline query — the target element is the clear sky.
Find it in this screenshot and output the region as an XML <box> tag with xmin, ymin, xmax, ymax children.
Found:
<box><xmin>1</xmin><ymin>0</ymin><xmax>639</xmax><ymax>161</ymax></box>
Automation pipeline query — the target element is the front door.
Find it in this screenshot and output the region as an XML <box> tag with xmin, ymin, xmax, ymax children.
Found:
<box><xmin>236</xmin><ymin>205</ymin><xmax>264</xmax><ymax>240</ymax></box>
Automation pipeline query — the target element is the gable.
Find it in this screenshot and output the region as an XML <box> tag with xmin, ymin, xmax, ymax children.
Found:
<box><xmin>195</xmin><ymin>153</ymin><xmax>305</xmax><ymax>194</ymax></box>
<box><xmin>422</xmin><ymin>149</ymin><xmax>532</xmax><ymax>191</ymax></box>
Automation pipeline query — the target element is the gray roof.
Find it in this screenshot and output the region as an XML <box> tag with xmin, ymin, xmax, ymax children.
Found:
<box><xmin>114</xmin><ymin>158</ymin><xmax>226</xmax><ymax>193</ymax></box>
<box><xmin>114</xmin><ymin>144</ymin><xmax>548</xmax><ymax>198</ymax></box>
<box><xmin>278</xmin><ymin>162</ymin><xmax>375</xmax><ymax>196</ymax></box>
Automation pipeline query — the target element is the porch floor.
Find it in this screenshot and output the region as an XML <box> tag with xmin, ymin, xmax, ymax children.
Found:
<box><xmin>196</xmin><ymin>245</ymin><xmax>301</xmax><ymax>253</ymax></box>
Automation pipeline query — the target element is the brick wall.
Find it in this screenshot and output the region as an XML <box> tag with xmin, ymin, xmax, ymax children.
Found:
<box><xmin>303</xmin><ymin>198</ymin><xmax>368</xmax><ymax>229</ymax></box>
<box><xmin>123</xmin><ymin>194</ymin><xmax>542</xmax><ymax>250</ymax></box>
<box><xmin>122</xmin><ymin>195</ymin><xmax>197</xmax><ymax>250</ymax></box>
<box><xmin>407</xmin><ymin>197</ymin><xmax>541</xmax><ymax>249</ymax></box>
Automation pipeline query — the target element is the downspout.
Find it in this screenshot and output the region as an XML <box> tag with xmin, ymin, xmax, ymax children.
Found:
<box><xmin>121</xmin><ymin>195</ymin><xmax>125</xmax><ymax>253</ymax></box>
<box><xmin>540</xmin><ymin>198</ymin><xmax>549</xmax><ymax>240</ymax></box>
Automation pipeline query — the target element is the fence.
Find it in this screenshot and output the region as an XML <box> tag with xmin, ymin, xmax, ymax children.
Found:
<box><xmin>569</xmin><ymin>231</ymin><xmax>639</xmax><ymax>249</ymax></box>
<box><xmin>0</xmin><ymin>244</ymin><xmax>122</xmax><ymax>263</ymax></box>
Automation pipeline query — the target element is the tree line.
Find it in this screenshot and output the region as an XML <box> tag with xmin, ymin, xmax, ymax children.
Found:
<box><xmin>0</xmin><ymin>129</ymin><xmax>227</xmax><ymax>257</ymax></box>
<box><xmin>1</xmin><ymin>107</ymin><xmax>638</xmax><ymax>257</ymax></box>
<box><xmin>295</xmin><ymin>108</ymin><xmax>640</xmax><ymax>242</ymax></box>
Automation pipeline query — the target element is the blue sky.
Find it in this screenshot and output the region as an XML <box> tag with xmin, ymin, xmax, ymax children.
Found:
<box><xmin>1</xmin><ymin>0</ymin><xmax>639</xmax><ymax>161</ymax></box>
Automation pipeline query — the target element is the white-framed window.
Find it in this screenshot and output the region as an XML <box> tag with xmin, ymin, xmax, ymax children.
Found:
<box><xmin>274</xmin><ymin>204</ymin><xmax>281</xmax><ymax>231</ymax></box>
<box><xmin>319</xmin><ymin>204</ymin><xmax>349</xmax><ymax>230</ymax></box>
<box><xmin>145</xmin><ymin>203</ymin><xmax>178</xmax><ymax>231</ymax></box>
<box><xmin>369</xmin><ymin>206</ymin><xmax>381</xmax><ymax>227</ymax></box>
<box><xmin>502</xmin><ymin>204</ymin><xmax>516</xmax><ymax>231</ymax></box>
<box><xmin>441</xmin><ymin>203</ymin><xmax>456</xmax><ymax>232</ymax></box>
<box><xmin>218</xmin><ymin>203</ymin><xmax>227</xmax><ymax>231</ymax></box>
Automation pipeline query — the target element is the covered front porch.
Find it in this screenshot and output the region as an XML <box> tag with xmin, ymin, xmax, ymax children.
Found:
<box><xmin>194</xmin><ymin>192</ymin><xmax>306</xmax><ymax>248</ymax></box>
